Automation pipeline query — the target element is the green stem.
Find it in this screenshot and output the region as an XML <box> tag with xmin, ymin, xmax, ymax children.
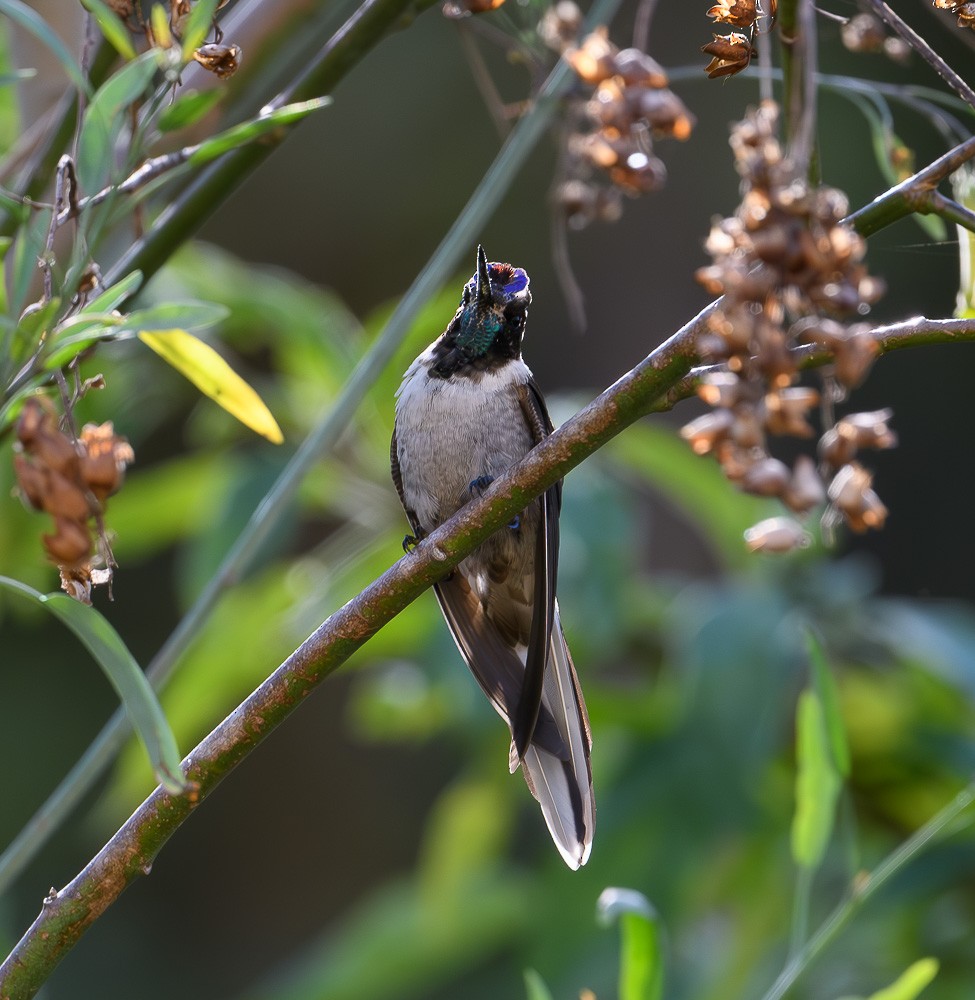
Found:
<box><xmin>788</xmin><ymin>864</ymin><xmax>813</xmax><ymax>959</ymax></box>
<box><xmin>761</xmin><ymin>782</ymin><xmax>975</xmax><ymax>1000</ymax></box>
<box><xmin>0</xmin><ymin>0</ymin><xmax>625</xmax><ymax>901</ymax></box>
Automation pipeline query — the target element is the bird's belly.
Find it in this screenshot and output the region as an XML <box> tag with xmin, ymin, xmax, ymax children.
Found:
<box><xmin>395</xmin><ymin>371</ymin><xmax>534</xmax><ymax>532</ymax></box>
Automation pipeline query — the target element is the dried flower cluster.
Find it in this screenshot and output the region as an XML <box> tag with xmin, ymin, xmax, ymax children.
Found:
<box><xmin>701</xmin><ymin>0</ymin><xmax>774</xmax><ymax>79</ymax></box>
<box><xmin>932</xmin><ymin>0</ymin><xmax>975</xmax><ymax>30</ymax></box>
<box><xmin>681</xmin><ymin>102</ymin><xmax>894</xmax><ymax>552</ymax></box>
<box><xmin>13</xmin><ymin>397</ymin><xmax>134</xmax><ymax>602</ymax></box>
<box><xmin>840</xmin><ymin>13</ymin><xmax>911</xmax><ymax>63</ymax></box>
<box><xmin>541</xmin><ymin>4</ymin><xmax>695</xmax><ymax>228</ymax></box>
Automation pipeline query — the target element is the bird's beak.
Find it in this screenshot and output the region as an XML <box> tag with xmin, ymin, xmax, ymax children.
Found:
<box><xmin>475</xmin><ymin>245</ymin><xmax>493</xmax><ymax>310</ymax></box>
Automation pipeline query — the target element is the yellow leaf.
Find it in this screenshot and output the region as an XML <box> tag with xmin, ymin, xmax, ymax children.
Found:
<box><xmin>139</xmin><ymin>329</ymin><xmax>283</xmax><ymax>443</ymax></box>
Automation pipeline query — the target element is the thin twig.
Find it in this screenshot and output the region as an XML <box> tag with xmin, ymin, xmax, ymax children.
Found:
<box><xmin>927</xmin><ymin>190</ymin><xmax>975</xmax><ymax>232</ymax></box>
<box><xmin>865</xmin><ymin>0</ymin><xmax>975</xmax><ymax>111</ymax></box>
<box><xmin>846</xmin><ymin>132</ymin><xmax>975</xmax><ymax>235</ymax></box>
<box><xmin>632</xmin><ymin>0</ymin><xmax>660</xmax><ymax>52</ymax></box>
<box><xmin>456</xmin><ymin>24</ymin><xmax>511</xmax><ymax>140</ymax></box>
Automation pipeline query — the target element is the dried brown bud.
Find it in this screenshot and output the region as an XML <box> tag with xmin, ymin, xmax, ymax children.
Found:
<box><xmin>539</xmin><ymin>1</ymin><xmax>583</xmax><ymax>51</ymax></box>
<box><xmin>764</xmin><ymin>386</ymin><xmax>819</xmax><ymax>437</ymax></box>
<box><xmin>608</xmin><ymin>151</ymin><xmax>667</xmax><ymax>194</ymax></box>
<box><xmin>819</xmin><ymin>426</ymin><xmax>857</xmax><ymax>467</ymax></box>
<box><xmin>702</xmin><ymin>32</ymin><xmax>756</xmax><ymax>79</ymax></box>
<box><xmin>697</xmin><ymin>372</ymin><xmax>746</xmax><ymax>408</ymax></box>
<box><xmin>79</xmin><ymin>422</ymin><xmax>134</xmax><ymax>502</ymax></box>
<box><xmin>784</xmin><ymin>455</ymin><xmax>826</xmax><ymax>512</ymax></box>
<box><xmin>633</xmin><ymin>88</ymin><xmax>695</xmax><ymax>140</ymax></box>
<box><xmin>957</xmin><ymin>4</ymin><xmax>975</xmax><ymax>28</ymax></box>
<box><xmin>740</xmin><ymin>456</ymin><xmax>791</xmax><ymax>497</ymax></box>
<box><xmin>192</xmin><ymin>43</ymin><xmax>241</xmax><ymax>78</ymax></box>
<box><xmin>841</xmin><ymin>13</ymin><xmax>886</xmax><ymax>53</ymax></box>
<box><xmin>707</xmin><ymin>0</ymin><xmax>758</xmax><ymax>27</ymax></box>
<box><xmin>567</xmin><ymin>28</ymin><xmax>618</xmax><ymax>84</ymax></box>
<box><xmin>43</xmin><ymin>516</ymin><xmax>92</xmax><ymax>568</ymax></box>
<box><xmin>681</xmin><ymin>409</ymin><xmax>734</xmax><ymax>455</ymax></box>
<box><xmin>613</xmin><ymin>48</ymin><xmax>669</xmax><ymax>88</ymax></box>
<box><xmin>828</xmin><ymin>462</ymin><xmax>888</xmax><ymax>532</ymax></box>
<box><xmin>744</xmin><ymin>516</ymin><xmax>811</xmax><ymax>552</ymax></box>
<box><xmin>834</xmin><ymin>408</ymin><xmax>897</xmax><ymax>451</ymax></box>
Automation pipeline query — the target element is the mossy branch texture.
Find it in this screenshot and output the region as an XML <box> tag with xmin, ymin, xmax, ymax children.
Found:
<box><xmin>3</xmin><ymin>303</ymin><xmax>975</xmax><ymax>997</ymax></box>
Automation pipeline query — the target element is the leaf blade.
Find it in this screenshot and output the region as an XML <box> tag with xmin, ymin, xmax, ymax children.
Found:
<box><xmin>138</xmin><ymin>329</ymin><xmax>283</xmax><ymax>443</ymax></box>
<box><xmin>791</xmin><ymin>688</ymin><xmax>842</xmax><ymax>870</ymax></box>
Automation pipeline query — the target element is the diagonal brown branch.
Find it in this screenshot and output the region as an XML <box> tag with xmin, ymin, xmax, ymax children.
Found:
<box><xmin>2</xmin><ymin>304</ymin><xmax>975</xmax><ymax>998</ymax></box>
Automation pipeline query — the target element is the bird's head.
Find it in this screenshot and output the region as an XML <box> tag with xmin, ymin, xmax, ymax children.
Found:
<box><xmin>453</xmin><ymin>245</ymin><xmax>531</xmax><ymax>362</ymax></box>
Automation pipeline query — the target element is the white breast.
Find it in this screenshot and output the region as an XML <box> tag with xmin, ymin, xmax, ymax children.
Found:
<box><xmin>394</xmin><ymin>349</ymin><xmax>536</xmax><ymax>532</ymax></box>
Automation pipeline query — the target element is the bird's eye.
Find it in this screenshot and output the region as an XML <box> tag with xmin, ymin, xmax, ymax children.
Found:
<box><xmin>508</xmin><ymin>313</ymin><xmax>524</xmax><ymax>331</ymax></box>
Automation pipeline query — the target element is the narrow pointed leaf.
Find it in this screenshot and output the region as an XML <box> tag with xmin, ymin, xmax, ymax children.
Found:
<box><xmin>138</xmin><ymin>329</ymin><xmax>283</xmax><ymax>443</ymax></box>
<box><xmin>0</xmin><ymin>577</ymin><xmax>187</xmax><ymax>794</ymax></box>
<box><xmin>81</xmin><ymin>0</ymin><xmax>138</xmax><ymax>60</ymax></box>
<box><xmin>0</xmin><ymin>0</ymin><xmax>91</xmax><ymax>95</ymax></box>
<box><xmin>807</xmin><ymin>631</ymin><xmax>851</xmax><ymax>777</ymax></box>
<box><xmin>597</xmin><ymin>888</ymin><xmax>664</xmax><ymax>1000</ymax></box>
<box><xmin>791</xmin><ymin>688</ymin><xmax>842</xmax><ymax>870</ymax></box>
<box><xmin>122</xmin><ymin>301</ymin><xmax>230</xmax><ymax>333</ymax></box>
<box><xmin>77</xmin><ymin>50</ymin><xmax>160</xmax><ymax>193</ymax></box>
<box><xmin>188</xmin><ymin>98</ymin><xmax>330</xmax><ymax>165</ymax></box>
<box><xmin>864</xmin><ymin>957</ymin><xmax>939</xmax><ymax>1000</ymax></box>
<box><xmin>523</xmin><ymin>969</ymin><xmax>554</xmax><ymax>1000</ymax></box>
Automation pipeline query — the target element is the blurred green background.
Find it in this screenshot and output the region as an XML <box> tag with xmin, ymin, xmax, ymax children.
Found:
<box><xmin>3</xmin><ymin>1</ymin><xmax>975</xmax><ymax>998</ymax></box>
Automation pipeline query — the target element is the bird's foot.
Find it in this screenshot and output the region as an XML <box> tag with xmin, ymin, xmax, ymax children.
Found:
<box><xmin>402</xmin><ymin>531</ymin><xmax>424</xmax><ymax>553</ymax></box>
<box><xmin>469</xmin><ymin>475</ymin><xmax>494</xmax><ymax>497</ymax></box>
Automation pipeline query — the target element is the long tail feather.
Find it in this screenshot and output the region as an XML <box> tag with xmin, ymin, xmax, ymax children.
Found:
<box><xmin>518</xmin><ymin>604</ymin><xmax>594</xmax><ymax>869</ymax></box>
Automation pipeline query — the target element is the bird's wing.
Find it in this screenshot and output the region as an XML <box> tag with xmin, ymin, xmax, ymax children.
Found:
<box><xmin>511</xmin><ymin>379</ymin><xmax>560</xmax><ymax>759</ymax></box>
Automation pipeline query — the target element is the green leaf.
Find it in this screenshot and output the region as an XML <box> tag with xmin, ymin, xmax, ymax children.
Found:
<box><xmin>77</xmin><ymin>50</ymin><xmax>160</xmax><ymax>193</ymax></box>
<box><xmin>188</xmin><ymin>98</ymin><xmax>331</xmax><ymax>165</ymax></box>
<box><xmin>158</xmin><ymin>88</ymin><xmax>223</xmax><ymax>132</ymax></box>
<box><xmin>0</xmin><ymin>0</ymin><xmax>91</xmax><ymax>95</ymax></box>
<box><xmin>81</xmin><ymin>0</ymin><xmax>138</xmax><ymax>60</ymax></box>
<box><xmin>121</xmin><ymin>300</ymin><xmax>230</xmax><ymax>333</ymax></box>
<box><xmin>597</xmin><ymin>888</ymin><xmax>664</xmax><ymax>1000</ymax></box>
<box><xmin>77</xmin><ymin>269</ymin><xmax>143</xmax><ymax>314</ymax></box>
<box><xmin>0</xmin><ymin>577</ymin><xmax>187</xmax><ymax>794</ymax></box>
<box><xmin>863</xmin><ymin>958</ymin><xmax>939</xmax><ymax>1000</ymax></box>
<box><xmin>791</xmin><ymin>688</ymin><xmax>842</xmax><ymax>870</ymax></box>
<box><xmin>8</xmin><ymin>207</ymin><xmax>49</xmax><ymax>314</ymax></box>
<box><xmin>0</xmin><ymin>234</ymin><xmax>11</xmax><ymax>315</ymax></box>
<box><xmin>523</xmin><ymin>969</ymin><xmax>554</xmax><ymax>1000</ymax></box>
<box><xmin>180</xmin><ymin>0</ymin><xmax>221</xmax><ymax>58</ymax></box>
<box><xmin>807</xmin><ymin>631</ymin><xmax>851</xmax><ymax>777</ymax></box>
<box><xmin>138</xmin><ymin>329</ymin><xmax>284</xmax><ymax>443</ymax></box>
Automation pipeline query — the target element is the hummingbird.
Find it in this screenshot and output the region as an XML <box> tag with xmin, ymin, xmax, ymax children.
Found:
<box><xmin>391</xmin><ymin>246</ymin><xmax>594</xmax><ymax>868</ymax></box>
